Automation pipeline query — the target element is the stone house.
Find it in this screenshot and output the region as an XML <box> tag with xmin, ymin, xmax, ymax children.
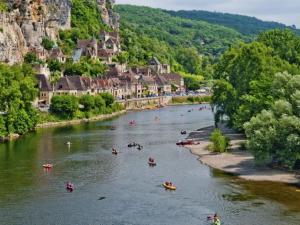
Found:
<box><xmin>148</xmin><ymin>57</ymin><xmax>170</xmax><ymax>75</ymax></box>
<box><xmin>139</xmin><ymin>75</ymin><xmax>158</xmax><ymax>96</ymax></box>
<box><xmin>119</xmin><ymin>72</ymin><xmax>143</xmax><ymax>99</ymax></box>
<box><xmin>99</xmin><ymin>30</ymin><xmax>121</xmax><ymax>53</ymax></box>
<box><xmin>49</xmin><ymin>47</ymin><xmax>66</xmax><ymax>63</ymax></box>
<box><xmin>162</xmin><ymin>73</ymin><xmax>185</xmax><ymax>92</ymax></box>
<box><xmin>36</xmin><ymin>74</ymin><xmax>53</xmax><ymax>106</ymax></box>
<box><xmin>154</xmin><ymin>75</ymin><xmax>172</xmax><ymax>95</ymax></box>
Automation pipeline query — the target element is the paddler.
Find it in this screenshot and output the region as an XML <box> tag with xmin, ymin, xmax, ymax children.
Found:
<box><xmin>212</xmin><ymin>213</ymin><xmax>221</xmax><ymax>225</ymax></box>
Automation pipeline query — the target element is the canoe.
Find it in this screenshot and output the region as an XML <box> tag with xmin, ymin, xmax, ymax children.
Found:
<box><xmin>148</xmin><ymin>162</ymin><xmax>157</xmax><ymax>166</ymax></box>
<box><xmin>163</xmin><ymin>183</ymin><xmax>176</xmax><ymax>190</ymax></box>
<box><xmin>43</xmin><ymin>164</ymin><xmax>53</xmax><ymax>169</ymax></box>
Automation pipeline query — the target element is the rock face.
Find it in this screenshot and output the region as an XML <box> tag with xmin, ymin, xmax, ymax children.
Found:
<box><xmin>98</xmin><ymin>0</ymin><xmax>119</xmax><ymax>30</ymax></box>
<box><xmin>0</xmin><ymin>0</ymin><xmax>72</xmax><ymax>64</ymax></box>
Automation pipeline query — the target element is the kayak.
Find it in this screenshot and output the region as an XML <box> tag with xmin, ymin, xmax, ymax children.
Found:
<box><xmin>148</xmin><ymin>162</ymin><xmax>157</xmax><ymax>166</ymax></box>
<box><xmin>163</xmin><ymin>183</ymin><xmax>176</xmax><ymax>190</ymax></box>
<box><xmin>66</xmin><ymin>183</ymin><xmax>74</xmax><ymax>192</ymax></box>
<box><xmin>296</xmin><ymin>189</ymin><xmax>300</xmax><ymax>192</ymax></box>
<box><xmin>43</xmin><ymin>164</ymin><xmax>53</xmax><ymax>169</ymax></box>
<box><xmin>176</xmin><ymin>140</ymin><xmax>200</xmax><ymax>146</ymax></box>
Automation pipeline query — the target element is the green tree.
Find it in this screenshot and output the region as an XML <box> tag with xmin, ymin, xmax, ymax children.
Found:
<box><xmin>42</xmin><ymin>37</ymin><xmax>55</xmax><ymax>51</ymax></box>
<box><xmin>24</xmin><ymin>53</ymin><xmax>39</xmax><ymax>64</ymax></box>
<box><xmin>94</xmin><ymin>95</ymin><xmax>106</xmax><ymax>111</ymax></box>
<box><xmin>209</xmin><ymin>128</ymin><xmax>230</xmax><ymax>153</ymax></box>
<box><xmin>100</xmin><ymin>92</ymin><xmax>115</xmax><ymax>107</ymax></box>
<box><xmin>50</xmin><ymin>95</ymin><xmax>79</xmax><ymax>119</ymax></box>
<box><xmin>79</xmin><ymin>95</ymin><xmax>95</xmax><ymax>111</ymax></box>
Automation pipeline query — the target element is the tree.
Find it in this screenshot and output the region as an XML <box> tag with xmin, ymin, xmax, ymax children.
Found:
<box><xmin>50</xmin><ymin>95</ymin><xmax>79</xmax><ymax>119</ymax></box>
<box><xmin>100</xmin><ymin>93</ymin><xmax>115</xmax><ymax>107</ymax></box>
<box><xmin>24</xmin><ymin>53</ymin><xmax>39</xmax><ymax>64</ymax></box>
<box><xmin>94</xmin><ymin>95</ymin><xmax>106</xmax><ymax>111</ymax></box>
<box><xmin>79</xmin><ymin>95</ymin><xmax>95</xmax><ymax>112</ymax></box>
<box><xmin>213</xmin><ymin>41</ymin><xmax>298</xmax><ymax>129</ymax></box>
<box><xmin>209</xmin><ymin>129</ymin><xmax>230</xmax><ymax>153</ymax></box>
<box><xmin>42</xmin><ymin>37</ymin><xmax>55</xmax><ymax>51</ymax></box>
<box><xmin>47</xmin><ymin>59</ymin><xmax>62</xmax><ymax>72</ymax></box>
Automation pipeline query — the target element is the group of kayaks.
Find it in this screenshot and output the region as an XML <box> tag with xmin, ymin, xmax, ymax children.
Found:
<box><xmin>128</xmin><ymin>142</ymin><xmax>144</xmax><ymax>150</ymax></box>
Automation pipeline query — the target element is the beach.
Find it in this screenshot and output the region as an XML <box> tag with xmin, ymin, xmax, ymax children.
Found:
<box><xmin>186</xmin><ymin>125</ymin><xmax>299</xmax><ymax>184</ymax></box>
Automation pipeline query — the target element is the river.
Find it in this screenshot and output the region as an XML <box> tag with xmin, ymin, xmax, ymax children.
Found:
<box><xmin>0</xmin><ymin>104</ymin><xmax>299</xmax><ymax>225</ymax></box>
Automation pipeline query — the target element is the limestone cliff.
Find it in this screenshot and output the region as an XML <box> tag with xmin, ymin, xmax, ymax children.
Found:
<box><xmin>98</xmin><ymin>0</ymin><xmax>119</xmax><ymax>30</ymax></box>
<box><xmin>0</xmin><ymin>0</ymin><xmax>72</xmax><ymax>64</ymax></box>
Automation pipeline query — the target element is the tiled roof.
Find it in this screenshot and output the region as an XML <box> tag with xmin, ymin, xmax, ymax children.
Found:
<box><xmin>36</xmin><ymin>74</ymin><xmax>52</xmax><ymax>91</ymax></box>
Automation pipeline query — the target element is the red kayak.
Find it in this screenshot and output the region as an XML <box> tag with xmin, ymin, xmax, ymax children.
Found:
<box><xmin>43</xmin><ymin>164</ymin><xmax>53</xmax><ymax>169</ymax></box>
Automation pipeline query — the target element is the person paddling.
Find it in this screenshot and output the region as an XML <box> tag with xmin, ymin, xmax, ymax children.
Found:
<box><xmin>212</xmin><ymin>213</ymin><xmax>221</xmax><ymax>225</ymax></box>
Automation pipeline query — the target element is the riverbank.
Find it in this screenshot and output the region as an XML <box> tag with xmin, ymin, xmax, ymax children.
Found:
<box><xmin>186</xmin><ymin>125</ymin><xmax>299</xmax><ymax>184</ymax></box>
<box><xmin>36</xmin><ymin>110</ymin><xmax>127</xmax><ymax>129</ymax></box>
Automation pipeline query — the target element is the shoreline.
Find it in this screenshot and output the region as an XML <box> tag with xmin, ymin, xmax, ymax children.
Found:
<box><xmin>186</xmin><ymin>126</ymin><xmax>299</xmax><ymax>184</ymax></box>
<box><xmin>36</xmin><ymin>110</ymin><xmax>127</xmax><ymax>129</ymax></box>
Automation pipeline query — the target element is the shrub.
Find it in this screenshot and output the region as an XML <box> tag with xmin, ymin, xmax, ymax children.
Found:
<box><xmin>79</xmin><ymin>95</ymin><xmax>95</xmax><ymax>112</ymax></box>
<box><xmin>209</xmin><ymin>128</ymin><xmax>230</xmax><ymax>153</ymax></box>
<box><xmin>42</xmin><ymin>37</ymin><xmax>55</xmax><ymax>50</ymax></box>
<box><xmin>50</xmin><ymin>95</ymin><xmax>79</xmax><ymax>119</ymax></box>
<box><xmin>100</xmin><ymin>92</ymin><xmax>115</xmax><ymax>106</ymax></box>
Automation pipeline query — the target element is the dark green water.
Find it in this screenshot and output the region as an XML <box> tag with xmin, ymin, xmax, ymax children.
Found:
<box><xmin>0</xmin><ymin>105</ymin><xmax>299</xmax><ymax>225</ymax></box>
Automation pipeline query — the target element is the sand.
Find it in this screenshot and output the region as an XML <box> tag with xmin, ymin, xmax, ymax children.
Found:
<box><xmin>186</xmin><ymin>126</ymin><xmax>299</xmax><ymax>184</ymax></box>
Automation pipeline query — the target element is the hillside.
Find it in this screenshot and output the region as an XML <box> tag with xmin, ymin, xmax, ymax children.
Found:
<box><xmin>165</xmin><ymin>10</ymin><xmax>300</xmax><ymax>36</ymax></box>
<box><xmin>116</xmin><ymin>5</ymin><xmax>247</xmax><ymax>57</ymax></box>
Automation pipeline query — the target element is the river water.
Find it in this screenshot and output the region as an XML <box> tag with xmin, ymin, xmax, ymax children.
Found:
<box><xmin>0</xmin><ymin>105</ymin><xmax>299</xmax><ymax>225</ymax></box>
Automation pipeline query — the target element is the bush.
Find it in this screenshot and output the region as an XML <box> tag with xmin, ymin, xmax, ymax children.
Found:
<box><xmin>100</xmin><ymin>92</ymin><xmax>115</xmax><ymax>106</ymax></box>
<box><xmin>79</xmin><ymin>95</ymin><xmax>95</xmax><ymax>112</ymax></box>
<box><xmin>94</xmin><ymin>95</ymin><xmax>106</xmax><ymax>112</ymax></box>
<box><xmin>50</xmin><ymin>95</ymin><xmax>79</xmax><ymax>119</ymax></box>
<box><xmin>42</xmin><ymin>37</ymin><xmax>55</xmax><ymax>50</ymax></box>
<box><xmin>209</xmin><ymin>128</ymin><xmax>230</xmax><ymax>153</ymax></box>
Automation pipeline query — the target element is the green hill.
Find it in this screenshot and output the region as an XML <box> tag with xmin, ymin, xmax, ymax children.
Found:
<box><xmin>165</xmin><ymin>10</ymin><xmax>300</xmax><ymax>36</ymax></box>
<box><xmin>116</xmin><ymin>5</ymin><xmax>247</xmax><ymax>57</ymax></box>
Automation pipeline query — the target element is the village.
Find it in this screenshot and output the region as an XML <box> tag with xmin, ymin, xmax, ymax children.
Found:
<box><xmin>32</xmin><ymin>0</ymin><xmax>186</xmax><ymax>108</ymax></box>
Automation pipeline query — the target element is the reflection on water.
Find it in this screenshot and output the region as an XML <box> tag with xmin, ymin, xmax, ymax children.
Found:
<box><xmin>0</xmin><ymin>105</ymin><xmax>299</xmax><ymax>225</ymax></box>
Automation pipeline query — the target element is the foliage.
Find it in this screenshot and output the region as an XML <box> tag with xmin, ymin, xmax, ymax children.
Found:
<box><xmin>47</xmin><ymin>59</ymin><xmax>62</xmax><ymax>72</ymax></box>
<box><xmin>0</xmin><ymin>1</ymin><xmax>8</xmax><ymax>12</ymax></box>
<box><xmin>50</xmin><ymin>95</ymin><xmax>79</xmax><ymax>119</ymax></box>
<box><xmin>209</xmin><ymin>129</ymin><xmax>230</xmax><ymax>153</ymax></box>
<box><xmin>0</xmin><ymin>64</ymin><xmax>38</xmax><ymax>135</ymax></box>
<box><xmin>42</xmin><ymin>37</ymin><xmax>55</xmax><ymax>51</ymax></box>
<box><xmin>171</xmin><ymin>96</ymin><xmax>211</xmax><ymax>104</ymax></box>
<box><xmin>258</xmin><ymin>29</ymin><xmax>300</xmax><ymax>65</ymax></box>
<box><xmin>24</xmin><ymin>53</ymin><xmax>41</xmax><ymax>65</ymax></box>
<box><xmin>116</xmin><ymin>4</ymin><xmax>243</xmax><ymax>88</ymax></box>
<box><xmin>243</xmin><ymin>72</ymin><xmax>300</xmax><ymax>168</ymax></box>
<box><xmin>64</xmin><ymin>58</ymin><xmax>107</xmax><ymax>77</ymax></box>
<box><xmin>59</xmin><ymin>0</ymin><xmax>106</xmax><ymax>55</ymax></box>
<box><xmin>166</xmin><ymin>10</ymin><xmax>300</xmax><ymax>36</ymax></box>
<box><xmin>180</xmin><ymin>72</ymin><xmax>204</xmax><ymax>91</ymax></box>
<box><xmin>79</xmin><ymin>95</ymin><xmax>95</xmax><ymax>112</ymax></box>
<box><xmin>212</xmin><ymin>36</ymin><xmax>300</xmax><ymax>129</ymax></box>
<box><xmin>100</xmin><ymin>92</ymin><xmax>115</xmax><ymax>107</ymax></box>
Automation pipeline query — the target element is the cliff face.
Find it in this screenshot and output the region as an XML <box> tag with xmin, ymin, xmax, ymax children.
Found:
<box><xmin>0</xmin><ymin>0</ymin><xmax>72</xmax><ymax>64</ymax></box>
<box><xmin>98</xmin><ymin>0</ymin><xmax>119</xmax><ymax>30</ymax></box>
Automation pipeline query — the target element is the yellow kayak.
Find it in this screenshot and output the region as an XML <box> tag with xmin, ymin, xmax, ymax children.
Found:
<box><xmin>296</xmin><ymin>189</ymin><xmax>300</xmax><ymax>192</ymax></box>
<box><xmin>163</xmin><ymin>183</ymin><xmax>176</xmax><ymax>190</ymax></box>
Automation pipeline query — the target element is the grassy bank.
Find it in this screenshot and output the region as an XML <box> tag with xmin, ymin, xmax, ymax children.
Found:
<box><xmin>171</xmin><ymin>95</ymin><xmax>211</xmax><ymax>104</ymax></box>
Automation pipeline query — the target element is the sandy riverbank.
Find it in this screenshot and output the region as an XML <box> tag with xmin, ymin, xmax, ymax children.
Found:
<box><xmin>186</xmin><ymin>125</ymin><xmax>299</xmax><ymax>184</ymax></box>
